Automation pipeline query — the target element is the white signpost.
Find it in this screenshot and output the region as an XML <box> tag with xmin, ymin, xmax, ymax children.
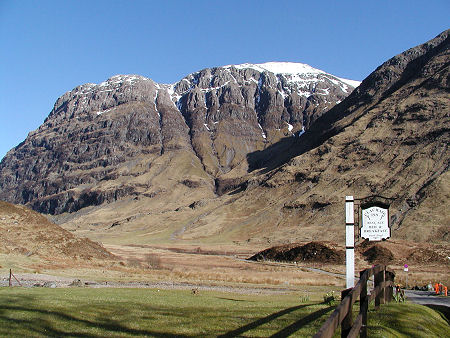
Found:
<box><xmin>345</xmin><ymin>197</ymin><xmax>391</xmax><ymax>289</ymax></box>
<box><xmin>404</xmin><ymin>264</ymin><xmax>409</xmax><ymax>288</ymax></box>
<box><xmin>345</xmin><ymin>196</ymin><xmax>355</xmax><ymax>289</ymax></box>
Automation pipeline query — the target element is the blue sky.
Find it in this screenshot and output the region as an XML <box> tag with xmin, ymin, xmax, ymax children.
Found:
<box><xmin>0</xmin><ymin>0</ymin><xmax>449</xmax><ymax>160</ymax></box>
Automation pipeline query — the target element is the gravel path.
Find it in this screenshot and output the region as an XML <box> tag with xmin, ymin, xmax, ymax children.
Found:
<box><xmin>1</xmin><ymin>273</ymin><xmax>79</xmax><ymax>288</ymax></box>
<box><xmin>0</xmin><ymin>272</ymin><xmax>299</xmax><ymax>294</ymax></box>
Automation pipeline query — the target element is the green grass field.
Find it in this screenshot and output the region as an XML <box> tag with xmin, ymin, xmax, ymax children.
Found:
<box><xmin>0</xmin><ymin>287</ymin><xmax>448</xmax><ymax>337</ymax></box>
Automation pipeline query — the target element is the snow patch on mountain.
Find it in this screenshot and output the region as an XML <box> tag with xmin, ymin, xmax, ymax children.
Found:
<box><xmin>236</xmin><ymin>62</ymin><xmax>323</xmax><ymax>75</ymax></box>
<box><xmin>72</xmin><ymin>62</ymin><xmax>359</xmax><ymax>100</ymax></box>
<box><xmin>226</xmin><ymin>62</ymin><xmax>361</xmax><ymax>89</ymax></box>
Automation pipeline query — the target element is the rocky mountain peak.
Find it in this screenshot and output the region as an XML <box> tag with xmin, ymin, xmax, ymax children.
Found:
<box><xmin>172</xmin><ymin>62</ymin><xmax>359</xmax><ymax>136</ymax></box>
<box><xmin>45</xmin><ymin>74</ymin><xmax>158</xmax><ymax>125</ymax></box>
<box><xmin>0</xmin><ymin>61</ymin><xmax>359</xmax><ymax>215</ymax></box>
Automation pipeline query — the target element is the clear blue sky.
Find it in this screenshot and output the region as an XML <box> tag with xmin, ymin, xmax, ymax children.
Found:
<box><xmin>0</xmin><ymin>0</ymin><xmax>448</xmax><ymax>160</ymax></box>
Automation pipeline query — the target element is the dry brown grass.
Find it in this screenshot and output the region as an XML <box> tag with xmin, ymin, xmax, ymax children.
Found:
<box><xmin>0</xmin><ymin>200</ymin><xmax>123</xmax><ymax>279</ymax></box>
<box><xmin>102</xmin><ymin>243</ymin><xmax>345</xmax><ymax>287</ymax></box>
<box><xmin>1</xmin><ymin>200</ymin><xmax>448</xmax><ymax>289</ymax></box>
<box><xmin>110</xmin><ymin>239</ymin><xmax>448</xmax><ymax>288</ymax></box>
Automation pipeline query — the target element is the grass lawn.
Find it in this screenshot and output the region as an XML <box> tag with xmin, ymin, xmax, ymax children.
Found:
<box><xmin>366</xmin><ymin>301</ymin><xmax>449</xmax><ymax>337</ymax></box>
<box><xmin>0</xmin><ymin>287</ymin><xmax>448</xmax><ymax>337</ymax></box>
<box><xmin>0</xmin><ymin>287</ymin><xmax>334</xmax><ymax>337</ymax></box>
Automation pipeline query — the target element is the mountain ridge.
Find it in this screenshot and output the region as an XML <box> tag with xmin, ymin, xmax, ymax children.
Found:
<box><xmin>0</xmin><ymin>30</ymin><xmax>448</xmax><ymax>247</ymax></box>
<box><xmin>0</xmin><ymin>61</ymin><xmax>359</xmax><ymax>215</ymax></box>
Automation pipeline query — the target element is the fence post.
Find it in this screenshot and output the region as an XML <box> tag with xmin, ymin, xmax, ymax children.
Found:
<box><xmin>385</xmin><ymin>270</ymin><xmax>394</xmax><ymax>302</ymax></box>
<box><xmin>360</xmin><ymin>270</ymin><xmax>368</xmax><ymax>338</ymax></box>
<box><xmin>341</xmin><ymin>288</ymin><xmax>352</xmax><ymax>337</ymax></box>
<box><xmin>8</xmin><ymin>269</ymin><xmax>22</xmax><ymax>287</ymax></box>
<box><xmin>374</xmin><ymin>267</ymin><xmax>385</xmax><ymax>309</ymax></box>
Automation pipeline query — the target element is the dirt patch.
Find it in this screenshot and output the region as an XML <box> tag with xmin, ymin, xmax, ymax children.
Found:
<box><xmin>407</xmin><ymin>247</ymin><xmax>448</xmax><ymax>264</ymax></box>
<box><xmin>356</xmin><ymin>239</ymin><xmax>376</xmax><ymax>252</ymax></box>
<box><xmin>248</xmin><ymin>242</ymin><xmax>345</xmax><ymax>264</ymax></box>
<box><xmin>362</xmin><ymin>244</ymin><xmax>394</xmax><ymax>264</ymax></box>
<box><xmin>356</xmin><ymin>240</ymin><xmax>450</xmax><ymax>266</ymax></box>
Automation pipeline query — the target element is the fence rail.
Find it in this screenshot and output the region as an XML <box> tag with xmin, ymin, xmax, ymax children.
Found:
<box><xmin>314</xmin><ymin>264</ymin><xmax>395</xmax><ymax>338</ymax></box>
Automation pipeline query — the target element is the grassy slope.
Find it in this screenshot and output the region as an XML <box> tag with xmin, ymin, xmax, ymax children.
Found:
<box><xmin>367</xmin><ymin>301</ymin><xmax>449</xmax><ymax>337</ymax></box>
<box><xmin>0</xmin><ymin>287</ymin><xmax>447</xmax><ymax>337</ymax></box>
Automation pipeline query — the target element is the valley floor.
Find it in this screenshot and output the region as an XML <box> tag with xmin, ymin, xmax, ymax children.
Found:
<box><xmin>2</xmin><ymin>241</ymin><xmax>449</xmax><ymax>291</ymax></box>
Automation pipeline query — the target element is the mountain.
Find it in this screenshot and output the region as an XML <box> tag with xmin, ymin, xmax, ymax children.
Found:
<box><xmin>186</xmin><ymin>29</ymin><xmax>448</xmax><ymax>245</ymax></box>
<box><xmin>0</xmin><ymin>62</ymin><xmax>358</xmax><ymax>216</ymax></box>
<box><xmin>1</xmin><ymin>29</ymin><xmax>448</xmax><ymax>248</ymax></box>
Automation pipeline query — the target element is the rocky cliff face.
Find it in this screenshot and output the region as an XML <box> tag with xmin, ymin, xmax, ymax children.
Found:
<box><xmin>0</xmin><ymin>62</ymin><xmax>358</xmax><ymax>214</ymax></box>
<box><xmin>176</xmin><ymin>63</ymin><xmax>357</xmax><ymax>177</ymax></box>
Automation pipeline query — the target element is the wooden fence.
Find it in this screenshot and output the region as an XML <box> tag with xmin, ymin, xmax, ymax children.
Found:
<box><xmin>314</xmin><ymin>265</ymin><xmax>395</xmax><ymax>338</ymax></box>
<box><xmin>8</xmin><ymin>269</ymin><xmax>22</xmax><ymax>287</ymax></box>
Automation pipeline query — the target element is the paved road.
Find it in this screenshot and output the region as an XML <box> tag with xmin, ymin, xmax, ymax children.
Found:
<box><xmin>405</xmin><ymin>290</ymin><xmax>450</xmax><ymax>307</ymax></box>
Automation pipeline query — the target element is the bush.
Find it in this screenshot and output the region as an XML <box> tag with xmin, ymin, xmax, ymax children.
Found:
<box><xmin>145</xmin><ymin>253</ymin><xmax>162</xmax><ymax>269</ymax></box>
<box><xmin>323</xmin><ymin>291</ymin><xmax>339</xmax><ymax>305</ymax></box>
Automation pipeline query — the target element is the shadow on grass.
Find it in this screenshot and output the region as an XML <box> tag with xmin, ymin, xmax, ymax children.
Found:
<box><xmin>0</xmin><ymin>294</ymin><xmax>188</xmax><ymax>338</ymax></box>
<box><xmin>425</xmin><ymin>304</ymin><xmax>450</xmax><ymax>323</ymax></box>
<box><xmin>270</xmin><ymin>305</ymin><xmax>335</xmax><ymax>337</ymax></box>
<box><xmin>218</xmin><ymin>303</ymin><xmax>334</xmax><ymax>338</ymax></box>
<box><xmin>215</xmin><ymin>297</ymin><xmax>252</xmax><ymax>302</ymax></box>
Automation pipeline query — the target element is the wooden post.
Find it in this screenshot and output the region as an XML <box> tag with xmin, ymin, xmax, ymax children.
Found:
<box><xmin>385</xmin><ymin>270</ymin><xmax>392</xmax><ymax>303</ymax></box>
<box><xmin>341</xmin><ymin>288</ymin><xmax>353</xmax><ymax>337</ymax></box>
<box><xmin>360</xmin><ymin>270</ymin><xmax>368</xmax><ymax>338</ymax></box>
<box><xmin>385</xmin><ymin>271</ymin><xmax>394</xmax><ymax>302</ymax></box>
<box><xmin>8</xmin><ymin>269</ymin><xmax>22</xmax><ymax>287</ymax></box>
<box><xmin>374</xmin><ymin>268</ymin><xmax>384</xmax><ymax>309</ymax></box>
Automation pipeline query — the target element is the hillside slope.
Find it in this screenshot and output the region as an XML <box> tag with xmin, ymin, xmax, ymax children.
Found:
<box><xmin>198</xmin><ymin>29</ymin><xmax>449</xmax><ymax>244</ymax></box>
<box><xmin>0</xmin><ymin>200</ymin><xmax>116</xmax><ymax>267</ymax></box>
